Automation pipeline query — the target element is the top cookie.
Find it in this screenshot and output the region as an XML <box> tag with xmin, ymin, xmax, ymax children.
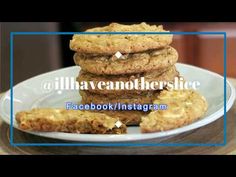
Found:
<box><xmin>70</xmin><ymin>22</ymin><xmax>173</xmax><ymax>55</ymax></box>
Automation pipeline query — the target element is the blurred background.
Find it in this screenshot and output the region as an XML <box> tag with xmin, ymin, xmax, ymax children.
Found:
<box><xmin>0</xmin><ymin>22</ymin><xmax>235</xmax><ymax>92</ymax></box>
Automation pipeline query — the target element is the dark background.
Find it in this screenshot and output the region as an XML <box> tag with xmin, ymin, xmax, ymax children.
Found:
<box><xmin>1</xmin><ymin>22</ymin><xmax>235</xmax><ymax>92</ymax></box>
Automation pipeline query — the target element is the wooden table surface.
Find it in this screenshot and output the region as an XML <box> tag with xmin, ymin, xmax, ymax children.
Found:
<box><xmin>0</xmin><ymin>79</ymin><xmax>235</xmax><ymax>155</ymax></box>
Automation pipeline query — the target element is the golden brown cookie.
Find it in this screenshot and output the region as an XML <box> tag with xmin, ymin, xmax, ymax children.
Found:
<box><xmin>77</xmin><ymin>66</ymin><xmax>179</xmax><ymax>95</ymax></box>
<box><xmin>74</xmin><ymin>46</ymin><xmax>178</xmax><ymax>75</ymax></box>
<box><xmin>15</xmin><ymin>108</ymin><xmax>126</xmax><ymax>134</ymax></box>
<box><xmin>140</xmin><ymin>90</ymin><xmax>208</xmax><ymax>133</ymax></box>
<box><xmin>70</xmin><ymin>22</ymin><xmax>173</xmax><ymax>55</ymax></box>
<box><xmin>80</xmin><ymin>90</ymin><xmax>160</xmax><ymax>105</ymax></box>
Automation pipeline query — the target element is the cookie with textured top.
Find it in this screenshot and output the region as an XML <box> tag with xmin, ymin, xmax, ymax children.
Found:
<box><xmin>140</xmin><ymin>90</ymin><xmax>208</xmax><ymax>133</ymax></box>
<box><xmin>16</xmin><ymin>108</ymin><xmax>126</xmax><ymax>134</ymax></box>
<box><xmin>77</xmin><ymin>66</ymin><xmax>179</xmax><ymax>95</ymax></box>
<box><xmin>80</xmin><ymin>90</ymin><xmax>161</xmax><ymax>105</ymax></box>
<box><xmin>74</xmin><ymin>46</ymin><xmax>178</xmax><ymax>75</ymax></box>
<box><xmin>70</xmin><ymin>22</ymin><xmax>173</xmax><ymax>55</ymax></box>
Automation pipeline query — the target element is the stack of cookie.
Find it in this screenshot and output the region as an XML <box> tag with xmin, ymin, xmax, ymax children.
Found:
<box><xmin>70</xmin><ymin>22</ymin><xmax>179</xmax><ymax>125</ymax></box>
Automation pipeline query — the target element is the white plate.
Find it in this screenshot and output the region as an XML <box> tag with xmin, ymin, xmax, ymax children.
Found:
<box><xmin>0</xmin><ymin>63</ymin><xmax>235</xmax><ymax>142</ymax></box>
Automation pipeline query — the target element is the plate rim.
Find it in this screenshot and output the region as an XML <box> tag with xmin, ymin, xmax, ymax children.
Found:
<box><xmin>0</xmin><ymin>63</ymin><xmax>235</xmax><ymax>142</ymax></box>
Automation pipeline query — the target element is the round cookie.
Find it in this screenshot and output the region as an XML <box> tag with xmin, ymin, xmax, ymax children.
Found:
<box><xmin>74</xmin><ymin>46</ymin><xmax>178</xmax><ymax>75</ymax></box>
<box><xmin>77</xmin><ymin>66</ymin><xmax>179</xmax><ymax>95</ymax></box>
<box><xmin>80</xmin><ymin>90</ymin><xmax>161</xmax><ymax>105</ymax></box>
<box><xmin>140</xmin><ymin>90</ymin><xmax>208</xmax><ymax>133</ymax></box>
<box><xmin>70</xmin><ymin>22</ymin><xmax>173</xmax><ymax>55</ymax></box>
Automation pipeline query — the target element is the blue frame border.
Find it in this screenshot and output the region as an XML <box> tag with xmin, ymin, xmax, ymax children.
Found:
<box><xmin>10</xmin><ymin>31</ymin><xmax>227</xmax><ymax>147</ymax></box>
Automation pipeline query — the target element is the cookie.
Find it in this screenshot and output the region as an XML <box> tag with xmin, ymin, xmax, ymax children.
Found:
<box><xmin>74</xmin><ymin>46</ymin><xmax>178</xmax><ymax>75</ymax></box>
<box><xmin>70</xmin><ymin>22</ymin><xmax>173</xmax><ymax>55</ymax></box>
<box><xmin>140</xmin><ymin>90</ymin><xmax>208</xmax><ymax>133</ymax></box>
<box><xmin>80</xmin><ymin>90</ymin><xmax>160</xmax><ymax>104</ymax></box>
<box><xmin>15</xmin><ymin>108</ymin><xmax>126</xmax><ymax>134</ymax></box>
<box><xmin>98</xmin><ymin>110</ymin><xmax>148</xmax><ymax>125</ymax></box>
<box><xmin>77</xmin><ymin>66</ymin><xmax>179</xmax><ymax>95</ymax></box>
